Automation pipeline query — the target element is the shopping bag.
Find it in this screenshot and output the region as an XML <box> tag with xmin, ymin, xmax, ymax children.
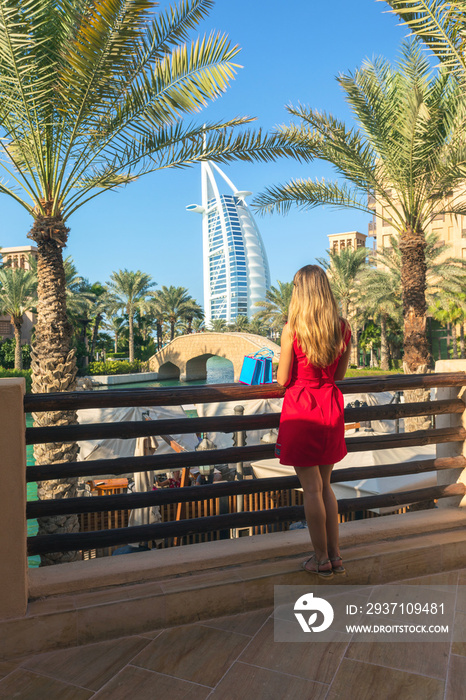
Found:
<box><xmin>238</xmin><ymin>354</ymin><xmax>263</xmax><ymax>384</ymax></box>
<box><xmin>239</xmin><ymin>347</ymin><xmax>274</xmax><ymax>385</ymax></box>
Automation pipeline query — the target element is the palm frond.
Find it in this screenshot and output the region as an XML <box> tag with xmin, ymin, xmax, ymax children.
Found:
<box><xmin>253</xmin><ymin>178</ymin><xmax>370</xmax><ymax>216</ymax></box>
<box><xmin>386</xmin><ymin>1</ymin><xmax>466</xmax><ymax>81</ymax></box>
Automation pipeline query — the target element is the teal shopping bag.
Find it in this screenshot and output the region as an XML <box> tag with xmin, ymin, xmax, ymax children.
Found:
<box><xmin>239</xmin><ymin>347</ymin><xmax>274</xmax><ymax>385</ymax></box>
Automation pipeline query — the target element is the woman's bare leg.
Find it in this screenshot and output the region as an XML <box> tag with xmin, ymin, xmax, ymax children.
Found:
<box><xmin>294</xmin><ymin>466</ymin><xmax>331</xmax><ymax>571</ymax></box>
<box><xmin>319</xmin><ymin>464</ymin><xmax>340</xmax><ymax>559</ymax></box>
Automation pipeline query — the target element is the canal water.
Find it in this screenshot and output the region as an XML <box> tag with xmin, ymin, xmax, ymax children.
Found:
<box><xmin>27</xmin><ymin>356</ymin><xmax>234</xmax><ymax>567</ymax></box>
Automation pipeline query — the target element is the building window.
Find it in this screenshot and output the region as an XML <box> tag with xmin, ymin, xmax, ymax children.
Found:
<box><xmin>0</xmin><ymin>321</ymin><xmax>12</xmax><ymax>336</ymax></box>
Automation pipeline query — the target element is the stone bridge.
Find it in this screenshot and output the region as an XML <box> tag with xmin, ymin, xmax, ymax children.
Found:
<box><xmin>148</xmin><ymin>332</ymin><xmax>281</xmax><ymax>382</ymax></box>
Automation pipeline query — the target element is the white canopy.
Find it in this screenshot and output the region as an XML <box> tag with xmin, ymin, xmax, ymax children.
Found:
<box><xmin>194</xmin><ymin>397</ymin><xmax>283</xmax><ymax>450</ymax></box>
<box><xmin>76</xmin><ymin>405</ymin><xmax>199</xmax><ymax>478</ymax></box>
<box><xmin>252</xmin><ymin>441</ymin><xmax>436</xmax><ymax>513</ymax></box>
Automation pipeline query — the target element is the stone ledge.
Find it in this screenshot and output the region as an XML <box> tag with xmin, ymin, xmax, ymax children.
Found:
<box><xmin>29</xmin><ymin>507</ymin><xmax>466</xmax><ymax>599</ymax></box>
<box><xmin>1</xmin><ymin>517</ymin><xmax>464</xmax><ymax>660</ymax></box>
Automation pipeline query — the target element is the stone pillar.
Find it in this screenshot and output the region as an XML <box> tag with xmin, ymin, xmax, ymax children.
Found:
<box><xmin>0</xmin><ymin>379</ymin><xmax>28</xmax><ymax>618</ymax></box>
<box><xmin>435</xmin><ymin>360</ymin><xmax>466</xmax><ymax>508</ymax></box>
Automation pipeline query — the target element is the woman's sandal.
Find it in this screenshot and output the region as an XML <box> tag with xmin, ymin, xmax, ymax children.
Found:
<box><xmin>330</xmin><ymin>556</ymin><xmax>346</xmax><ymax>575</ymax></box>
<box><xmin>301</xmin><ymin>554</ymin><xmax>334</xmax><ymax>579</ymax></box>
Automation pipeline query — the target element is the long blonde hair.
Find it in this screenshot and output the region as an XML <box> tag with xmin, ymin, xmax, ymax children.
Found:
<box><xmin>288</xmin><ymin>264</ymin><xmax>345</xmax><ymax>368</ymax></box>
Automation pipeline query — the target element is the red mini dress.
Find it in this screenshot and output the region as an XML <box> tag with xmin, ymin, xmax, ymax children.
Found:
<box><xmin>275</xmin><ymin>322</ymin><xmax>351</xmax><ymax>467</ymax></box>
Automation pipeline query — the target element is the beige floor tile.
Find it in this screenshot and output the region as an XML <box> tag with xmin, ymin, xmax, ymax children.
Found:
<box><xmin>22</xmin><ymin>636</ymin><xmax>150</xmax><ymax>691</ymax></box>
<box><xmin>198</xmin><ymin>607</ymin><xmax>272</xmax><ymax>636</ymax></box>
<box><xmin>92</xmin><ymin>665</ymin><xmax>211</xmax><ymax>700</ymax></box>
<box><xmin>345</xmin><ymin>640</ymin><xmax>450</xmax><ymax>679</ymax></box>
<box><xmin>456</xmin><ymin>583</ymin><xmax>466</xmax><ymax>612</ymax></box>
<box><xmin>446</xmin><ymin>654</ymin><xmax>466</xmax><ymax>700</ymax></box>
<box><xmin>0</xmin><ymin>669</ymin><xmax>93</xmax><ymax>700</ymax></box>
<box><xmin>238</xmin><ymin>618</ymin><xmax>347</xmax><ymax>684</ymax></box>
<box><xmin>0</xmin><ymin>660</ymin><xmax>22</xmax><ymax>680</ymax></box>
<box><xmin>327</xmin><ymin>658</ymin><xmax>444</xmax><ymax>700</ymax></box>
<box><xmin>132</xmin><ymin>623</ymin><xmax>250</xmax><ymax>687</ymax></box>
<box><xmin>452</xmin><ymin>610</ymin><xmax>466</xmax><ymax>656</ymax></box>
<box><xmin>209</xmin><ymin>661</ymin><xmax>328</xmax><ymax>700</ymax></box>
<box><xmin>138</xmin><ymin>629</ymin><xmax>165</xmax><ymax>640</ymax></box>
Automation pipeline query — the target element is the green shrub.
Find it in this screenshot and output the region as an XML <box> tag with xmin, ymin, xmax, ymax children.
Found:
<box><xmin>0</xmin><ymin>368</ymin><xmax>32</xmax><ymax>392</ymax></box>
<box><xmin>87</xmin><ymin>360</ymin><xmax>142</xmax><ymax>376</ymax></box>
<box><xmin>0</xmin><ymin>340</ymin><xmax>32</xmax><ymax>369</ymax></box>
<box><xmin>106</xmin><ymin>352</ymin><xmax>127</xmax><ymax>359</ymax></box>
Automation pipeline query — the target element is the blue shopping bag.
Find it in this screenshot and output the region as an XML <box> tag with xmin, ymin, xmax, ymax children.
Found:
<box><xmin>239</xmin><ymin>347</ymin><xmax>274</xmax><ymax>385</ymax></box>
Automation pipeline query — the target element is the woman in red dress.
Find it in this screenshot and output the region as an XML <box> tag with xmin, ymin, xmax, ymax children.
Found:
<box><xmin>275</xmin><ymin>265</ymin><xmax>351</xmax><ymax>578</ymax></box>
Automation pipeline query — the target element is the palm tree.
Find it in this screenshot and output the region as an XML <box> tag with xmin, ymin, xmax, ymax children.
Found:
<box><xmin>88</xmin><ymin>284</ymin><xmax>117</xmax><ymax>362</ymax></box>
<box><xmin>0</xmin><ymin>268</ymin><xmax>37</xmax><ymax>369</ymax></box>
<box><xmin>0</xmin><ymin>0</ymin><xmax>307</xmax><ymax>560</ymax></box>
<box><xmin>253</xmin><ymin>281</ymin><xmax>293</xmax><ymax>332</ymax></box>
<box><xmin>317</xmin><ymin>246</ymin><xmax>369</xmax><ymax>364</ymax></box>
<box><xmin>106</xmin><ymin>270</ymin><xmax>155</xmax><ymax>362</ymax></box>
<box><xmin>147</xmin><ymin>291</ymin><xmax>166</xmax><ymax>351</ymax></box>
<box><xmin>104</xmin><ymin>316</ymin><xmax>128</xmax><ymax>354</ymax></box>
<box><xmin>429</xmin><ymin>293</ymin><xmax>466</xmax><ymax>360</ymax></box>
<box><xmin>254</xmin><ymin>40</ymin><xmax>466</xmax><ymax>373</ymax></box>
<box><xmin>247</xmin><ymin>317</ymin><xmax>267</xmax><ymax>336</ymax></box>
<box><xmin>359</xmin><ymin>267</ymin><xmax>403</xmax><ymax>370</ymax></box>
<box><xmin>209</xmin><ymin>318</ymin><xmax>227</xmax><ymax>332</ymax></box>
<box><xmin>192</xmin><ymin>317</ymin><xmax>205</xmax><ymax>333</ymax></box>
<box><xmin>182</xmin><ymin>298</ymin><xmax>204</xmax><ymax>334</ymax></box>
<box><xmin>153</xmin><ymin>286</ymin><xmax>194</xmax><ymax>340</ymax></box>
<box><xmin>229</xmin><ymin>314</ymin><xmax>250</xmax><ymax>332</ymax></box>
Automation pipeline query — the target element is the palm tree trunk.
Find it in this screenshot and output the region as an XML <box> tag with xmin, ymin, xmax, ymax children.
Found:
<box><xmin>13</xmin><ymin>318</ymin><xmax>22</xmax><ymax>370</ymax></box>
<box><xmin>399</xmin><ymin>228</ymin><xmax>430</xmax><ymax>371</ymax></box>
<box><xmin>28</xmin><ymin>215</ymin><xmax>80</xmax><ymax>566</ymax></box>
<box><xmin>128</xmin><ymin>313</ymin><xmax>134</xmax><ymax>362</ymax></box>
<box><xmin>170</xmin><ymin>319</ymin><xmax>175</xmax><ymax>341</ymax></box>
<box><xmin>380</xmin><ymin>314</ymin><xmax>389</xmax><ymax>371</ymax></box>
<box><xmin>156</xmin><ymin>321</ymin><xmax>162</xmax><ymax>350</ymax></box>
<box><xmin>400</xmin><ymin>228</ymin><xmax>431</xmax><ymax>431</ymax></box>
<box><xmin>451</xmin><ymin>323</ymin><xmax>458</xmax><ymax>359</ymax></box>
<box><xmin>114</xmin><ymin>332</ymin><xmax>118</xmax><ymax>353</ymax></box>
<box><xmin>90</xmin><ymin>314</ymin><xmax>102</xmax><ymax>362</ymax></box>
<box><xmin>460</xmin><ymin>324</ymin><xmax>465</xmax><ymax>359</ymax></box>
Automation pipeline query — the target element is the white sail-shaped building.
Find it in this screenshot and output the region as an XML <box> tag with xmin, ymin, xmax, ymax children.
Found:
<box><xmin>187</xmin><ymin>162</ymin><xmax>270</xmax><ymax>327</ymax></box>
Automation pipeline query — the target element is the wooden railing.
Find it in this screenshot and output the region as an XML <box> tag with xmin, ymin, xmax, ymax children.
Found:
<box><xmin>25</xmin><ymin>373</ymin><xmax>466</xmax><ymax>557</ymax></box>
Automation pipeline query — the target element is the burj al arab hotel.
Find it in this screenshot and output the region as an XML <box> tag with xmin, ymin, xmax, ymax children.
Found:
<box><xmin>187</xmin><ymin>162</ymin><xmax>270</xmax><ymax>327</ymax></box>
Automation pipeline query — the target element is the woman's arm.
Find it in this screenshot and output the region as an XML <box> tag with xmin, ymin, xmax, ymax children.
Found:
<box><xmin>276</xmin><ymin>324</ymin><xmax>294</xmax><ymax>387</ymax></box>
<box><xmin>334</xmin><ymin>322</ymin><xmax>351</xmax><ymax>381</ymax></box>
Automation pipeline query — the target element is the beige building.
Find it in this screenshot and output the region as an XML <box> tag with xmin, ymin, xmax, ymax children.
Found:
<box><xmin>368</xmin><ymin>192</ymin><xmax>466</xmax><ymax>259</ymax></box>
<box><xmin>0</xmin><ymin>245</ymin><xmax>37</xmax><ymax>344</ymax></box>
<box><xmin>327</xmin><ymin>230</ymin><xmax>370</xmax><ymax>254</ymax></box>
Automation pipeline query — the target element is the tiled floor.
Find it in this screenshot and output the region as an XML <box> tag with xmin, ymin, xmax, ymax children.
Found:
<box><xmin>1</xmin><ymin>569</ymin><xmax>464</xmax><ymax>700</ymax></box>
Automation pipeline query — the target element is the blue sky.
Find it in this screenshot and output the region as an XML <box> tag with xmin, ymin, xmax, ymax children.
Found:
<box><xmin>0</xmin><ymin>0</ymin><xmax>409</xmax><ymax>305</ymax></box>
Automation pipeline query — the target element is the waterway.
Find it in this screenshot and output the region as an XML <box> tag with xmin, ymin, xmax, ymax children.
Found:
<box><xmin>27</xmin><ymin>356</ymin><xmax>234</xmax><ymax>566</ymax></box>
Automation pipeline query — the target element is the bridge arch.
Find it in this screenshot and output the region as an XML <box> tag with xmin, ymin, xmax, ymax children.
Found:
<box><xmin>149</xmin><ymin>333</ymin><xmax>280</xmax><ymax>383</ymax></box>
<box><xmin>157</xmin><ymin>361</ymin><xmax>180</xmax><ymax>381</ymax></box>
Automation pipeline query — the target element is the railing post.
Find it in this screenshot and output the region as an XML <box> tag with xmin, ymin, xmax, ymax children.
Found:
<box><xmin>435</xmin><ymin>360</ymin><xmax>466</xmax><ymax>508</ymax></box>
<box><xmin>234</xmin><ymin>405</ymin><xmax>245</xmax><ymax>515</ymax></box>
<box><xmin>0</xmin><ymin>379</ymin><xmax>28</xmax><ymax>618</ymax></box>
